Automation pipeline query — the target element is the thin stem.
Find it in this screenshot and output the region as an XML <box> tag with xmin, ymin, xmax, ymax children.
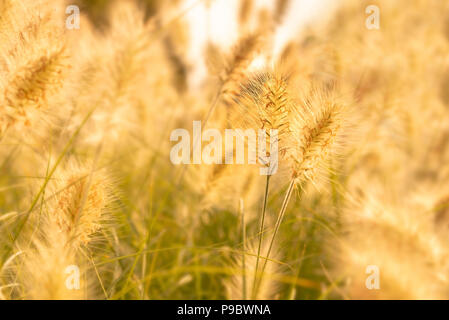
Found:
<box><xmin>251</xmin><ymin>174</ymin><xmax>271</xmax><ymax>299</ymax></box>
<box><xmin>240</xmin><ymin>198</ymin><xmax>246</xmax><ymax>300</ymax></box>
<box><xmin>255</xmin><ymin>179</ymin><xmax>295</xmax><ymax>296</ymax></box>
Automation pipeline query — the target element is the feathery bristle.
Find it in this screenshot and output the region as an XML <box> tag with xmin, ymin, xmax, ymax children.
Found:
<box><xmin>51</xmin><ymin>167</ymin><xmax>111</xmax><ymax>247</ymax></box>
<box><xmin>4</xmin><ymin>46</ymin><xmax>67</xmax><ymax>108</ymax></box>
<box><xmin>0</xmin><ymin>0</ymin><xmax>69</xmax><ymax>135</ymax></box>
<box><xmin>1</xmin><ymin>0</ymin><xmax>448</xmax><ymax>302</ymax></box>
<box><xmin>16</xmin><ymin>162</ymin><xmax>114</xmax><ymax>299</ymax></box>
<box><xmin>232</xmin><ymin>71</ymin><xmax>292</xmax><ymax>156</ymax></box>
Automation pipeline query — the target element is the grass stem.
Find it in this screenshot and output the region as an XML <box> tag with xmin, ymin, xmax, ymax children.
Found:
<box><xmin>251</xmin><ymin>174</ymin><xmax>271</xmax><ymax>299</ymax></box>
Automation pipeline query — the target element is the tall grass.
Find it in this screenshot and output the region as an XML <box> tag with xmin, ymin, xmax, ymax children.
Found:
<box><xmin>0</xmin><ymin>0</ymin><xmax>448</xmax><ymax>300</ymax></box>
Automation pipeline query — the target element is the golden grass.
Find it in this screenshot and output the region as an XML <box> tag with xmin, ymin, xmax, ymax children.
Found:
<box><xmin>0</xmin><ymin>0</ymin><xmax>448</xmax><ymax>300</ymax></box>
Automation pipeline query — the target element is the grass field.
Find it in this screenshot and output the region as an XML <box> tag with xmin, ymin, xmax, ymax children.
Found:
<box><xmin>0</xmin><ymin>0</ymin><xmax>449</xmax><ymax>300</ymax></box>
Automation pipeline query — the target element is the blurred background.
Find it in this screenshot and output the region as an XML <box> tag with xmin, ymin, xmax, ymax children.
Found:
<box><xmin>77</xmin><ymin>0</ymin><xmax>335</xmax><ymax>88</ymax></box>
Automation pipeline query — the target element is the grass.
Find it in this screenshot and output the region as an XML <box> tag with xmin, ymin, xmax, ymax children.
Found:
<box><xmin>0</xmin><ymin>0</ymin><xmax>448</xmax><ymax>300</ymax></box>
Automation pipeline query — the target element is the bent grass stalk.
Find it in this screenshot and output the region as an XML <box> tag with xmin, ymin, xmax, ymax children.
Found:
<box><xmin>254</xmin><ymin>179</ymin><xmax>294</xmax><ymax>298</ymax></box>
<box><xmin>1</xmin><ymin>108</ymin><xmax>95</xmax><ymax>265</ymax></box>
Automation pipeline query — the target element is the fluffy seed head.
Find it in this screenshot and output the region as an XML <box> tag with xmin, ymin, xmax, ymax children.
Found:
<box><xmin>232</xmin><ymin>71</ymin><xmax>293</xmax><ymax>160</ymax></box>
<box><xmin>49</xmin><ymin>164</ymin><xmax>113</xmax><ymax>247</ymax></box>
<box><xmin>16</xmin><ymin>162</ymin><xmax>114</xmax><ymax>299</ymax></box>
<box><xmin>225</xmin><ymin>238</ymin><xmax>282</xmax><ymax>300</ymax></box>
